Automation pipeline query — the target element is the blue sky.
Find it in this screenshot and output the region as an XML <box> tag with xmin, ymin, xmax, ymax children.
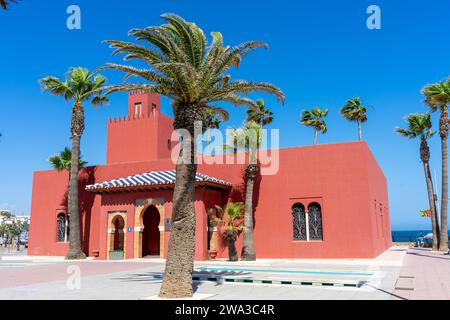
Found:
<box><xmin>0</xmin><ymin>0</ymin><xmax>449</xmax><ymax>230</ymax></box>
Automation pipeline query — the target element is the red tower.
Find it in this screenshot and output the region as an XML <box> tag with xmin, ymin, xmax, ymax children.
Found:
<box><xmin>106</xmin><ymin>91</ymin><xmax>174</xmax><ymax>164</ymax></box>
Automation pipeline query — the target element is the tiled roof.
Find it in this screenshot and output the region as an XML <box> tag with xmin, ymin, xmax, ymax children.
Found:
<box><xmin>86</xmin><ymin>170</ymin><xmax>232</xmax><ymax>192</ymax></box>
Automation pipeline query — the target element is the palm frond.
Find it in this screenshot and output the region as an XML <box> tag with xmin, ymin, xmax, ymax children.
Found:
<box><xmin>224</xmin><ymin>121</ymin><xmax>262</xmax><ymax>154</ymax></box>
<box><xmin>101</xmin><ymin>13</ymin><xmax>284</xmax><ymax>127</ymax></box>
<box><xmin>246</xmin><ymin>99</ymin><xmax>274</xmax><ymax>126</ymax></box>
<box><xmin>48</xmin><ymin>147</ymin><xmax>87</xmax><ymax>171</ymax></box>
<box><xmin>396</xmin><ymin>113</ymin><xmax>435</xmax><ymax>141</ymax></box>
<box><xmin>40</xmin><ymin>67</ymin><xmax>108</xmax><ymax>106</ymax></box>
<box><xmin>340</xmin><ymin>97</ymin><xmax>367</xmax><ymax>123</ymax></box>
<box><xmin>301</xmin><ymin>107</ymin><xmax>328</xmax><ymax>133</ymax></box>
<box><xmin>422</xmin><ymin>78</ymin><xmax>450</xmax><ymax>111</ymax></box>
<box><xmin>1</xmin><ymin>0</ymin><xmax>19</xmax><ymax>10</ymax></box>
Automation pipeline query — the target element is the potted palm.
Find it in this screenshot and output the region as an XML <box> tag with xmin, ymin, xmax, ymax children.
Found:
<box><xmin>215</xmin><ymin>202</ymin><xmax>244</xmax><ymax>261</ymax></box>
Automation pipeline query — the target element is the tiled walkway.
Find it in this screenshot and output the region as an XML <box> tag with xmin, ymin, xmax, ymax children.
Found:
<box><xmin>0</xmin><ymin>247</ymin><xmax>407</xmax><ymax>299</ymax></box>
<box><xmin>393</xmin><ymin>248</ymin><xmax>450</xmax><ymax>300</ymax></box>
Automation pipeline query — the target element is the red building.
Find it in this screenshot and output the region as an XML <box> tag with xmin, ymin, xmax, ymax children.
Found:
<box><xmin>28</xmin><ymin>92</ymin><xmax>392</xmax><ymax>260</ymax></box>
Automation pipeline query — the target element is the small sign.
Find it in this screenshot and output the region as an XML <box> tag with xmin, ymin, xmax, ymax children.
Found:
<box><xmin>164</xmin><ymin>218</ymin><xmax>172</xmax><ymax>231</ymax></box>
<box><xmin>127</xmin><ymin>227</ymin><xmax>133</xmax><ymax>233</ymax></box>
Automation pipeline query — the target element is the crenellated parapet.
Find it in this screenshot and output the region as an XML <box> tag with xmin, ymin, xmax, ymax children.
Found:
<box><xmin>106</xmin><ymin>91</ymin><xmax>174</xmax><ymax>164</ymax></box>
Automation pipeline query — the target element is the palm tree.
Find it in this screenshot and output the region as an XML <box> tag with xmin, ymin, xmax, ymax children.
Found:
<box><xmin>40</xmin><ymin>67</ymin><xmax>108</xmax><ymax>260</ymax></box>
<box><xmin>215</xmin><ymin>202</ymin><xmax>244</xmax><ymax>261</ymax></box>
<box><xmin>203</xmin><ymin>108</ymin><xmax>227</xmax><ymax>145</ymax></box>
<box><xmin>224</xmin><ymin>122</ymin><xmax>262</xmax><ymax>261</ymax></box>
<box><xmin>422</xmin><ymin>78</ymin><xmax>450</xmax><ymax>252</ymax></box>
<box><xmin>0</xmin><ymin>0</ymin><xmax>18</xmax><ymax>10</ymax></box>
<box><xmin>239</xmin><ymin>100</ymin><xmax>274</xmax><ymax>261</ymax></box>
<box><xmin>301</xmin><ymin>108</ymin><xmax>328</xmax><ymax>145</ymax></box>
<box><xmin>49</xmin><ymin>147</ymin><xmax>87</xmax><ymax>225</ymax></box>
<box><xmin>246</xmin><ymin>99</ymin><xmax>273</xmax><ymax>127</ymax></box>
<box><xmin>102</xmin><ymin>14</ymin><xmax>284</xmax><ymax>298</ymax></box>
<box><xmin>396</xmin><ymin>113</ymin><xmax>440</xmax><ymax>251</ymax></box>
<box><xmin>204</xmin><ymin>109</ymin><xmax>226</xmax><ymax>131</ymax></box>
<box><xmin>341</xmin><ymin>97</ymin><xmax>367</xmax><ymax>141</ymax></box>
<box><xmin>49</xmin><ymin>147</ymin><xmax>87</xmax><ymax>172</ymax></box>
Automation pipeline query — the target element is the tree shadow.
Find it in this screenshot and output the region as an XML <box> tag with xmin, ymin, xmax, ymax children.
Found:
<box><xmin>110</xmin><ymin>269</ymin><xmax>251</xmax><ymax>293</ymax></box>
<box><xmin>193</xmin><ymin>269</ymin><xmax>250</xmax><ymax>292</ymax></box>
<box><xmin>363</xmin><ymin>283</ymin><xmax>409</xmax><ymax>300</ymax></box>
<box><xmin>79</xmin><ymin>166</ymin><xmax>97</xmax><ymax>255</ymax></box>
<box><xmin>58</xmin><ymin>183</ymin><xmax>69</xmax><ymax>210</ymax></box>
<box><xmin>407</xmin><ymin>251</ymin><xmax>450</xmax><ymax>261</ymax></box>
<box><xmin>111</xmin><ymin>271</ymin><xmax>164</xmax><ymax>283</ymax></box>
<box><xmin>252</xmin><ymin>161</ymin><xmax>262</xmax><ymax>230</ymax></box>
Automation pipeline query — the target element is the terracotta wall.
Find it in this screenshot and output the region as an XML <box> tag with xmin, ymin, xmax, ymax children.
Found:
<box><xmin>29</xmin><ymin>141</ymin><xmax>391</xmax><ymax>260</ymax></box>
<box><xmin>196</xmin><ymin>142</ymin><xmax>391</xmax><ymax>259</ymax></box>
<box><xmin>28</xmin><ymin>92</ymin><xmax>391</xmax><ymax>260</ymax></box>
<box><xmin>106</xmin><ymin>92</ymin><xmax>174</xmax><ymax>164</ymax></box>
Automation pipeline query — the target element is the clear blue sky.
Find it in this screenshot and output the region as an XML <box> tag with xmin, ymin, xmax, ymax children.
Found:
<box><xmin>0</xmin><ymin>0</ymin><xmax>449</xmax><ymax>230</ymax></box>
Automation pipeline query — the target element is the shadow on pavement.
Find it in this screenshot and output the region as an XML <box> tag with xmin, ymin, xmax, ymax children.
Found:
<box><xmin>407</xmin><ymin>252</ymin><xmax>450</xmax><ymax>261</ymax></box>
<box><xmin>110</xmin><ymin>269</ymin><xmax>250</xmax><ymax>293</ymax></box>
<box><xmin>363</xmin><ymin>283</ymin><xmax>408</xmax><ymax>300</ymax></box>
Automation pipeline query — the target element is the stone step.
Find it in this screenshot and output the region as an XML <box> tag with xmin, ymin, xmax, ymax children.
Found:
<box><xmin>394</xmin><ymin>276</ymin><xmax>415</xmax><ymax>291</ymax></box>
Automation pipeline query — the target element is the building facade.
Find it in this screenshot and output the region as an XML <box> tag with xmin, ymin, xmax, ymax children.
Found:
<box><xmin>28</xmin><ymin>92</ymin><xmax>392</xmax><ymax>260</ymax></box>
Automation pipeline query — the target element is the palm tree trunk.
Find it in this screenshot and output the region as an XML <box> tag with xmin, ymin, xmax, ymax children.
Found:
<box><xmin>314</xmin><ymin>128</ymin><xmax>318</xmax><ymax>145</ymax></box>
<box><xmin>421</xmin><ymin>140</ymin><xmax>440</xmax><ymax>250</ymax></box>
<box><xmin>159</xmin><ymin>108</ymin><xmax>201</xmax><ymax>298</ymax></box>
<box><xmin>226</xmin><ymin>230</ymin><xmax>239</xmax><ymax>261</ymax></box>
<box><xmin>439</xmin><ymin>109</ymin><xmax>449</xmax><ymax>252</ymax></box>
<box><xmin>241</xmin><ymin>162</ymin><xmax>258</xmax><ymax>261</ymax></box>
<box><xmin>66</xmin><ymin>103</ymin><xmax>86</xmax><ymax>260</ymax></box>
<box><xmin>66</xmin><ymin>175</ymin><xmax>71</xmax><ymax>243</ymax></box>
<box><xmin>424</xmin><ymin>162</ymin><xmax>440</xmax><ymax>251</ymax></box>
<box><xmin>358</xmin><ymin>120</ymin><xmax>362</xmax><ymax>141</ymax></box>
<box><xmin>421</xmin><ymin>139</ymin><xmax>440</xmax><ymax>250</ymax></box>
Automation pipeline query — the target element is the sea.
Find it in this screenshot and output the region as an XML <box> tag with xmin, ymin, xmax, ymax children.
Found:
<box><xmin>391</xmin><ymin>230</ymin><xmax>449</xmax><ymax>242</ymax></box>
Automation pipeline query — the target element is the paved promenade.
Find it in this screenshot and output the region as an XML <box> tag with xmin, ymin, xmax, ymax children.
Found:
<box><xmin>0</xmin><ymin>247</ymin><xmax>408</xmax><ymax>300</ymax></box>
<box><xmin>393</xmin><ymin>247</ymin><xmax>450</xmax><ymax>300</ymax></box>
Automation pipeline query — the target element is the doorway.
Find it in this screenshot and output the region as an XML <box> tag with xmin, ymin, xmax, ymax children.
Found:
<box><xmin>142</xmin><ymin>205</ymin><xmax>160</xmax><ymax>257</ymax></box>
<box><xmin>109</xmin><ymin>214</ymin><xmax>125</xmax><ymax>260</ymax></box>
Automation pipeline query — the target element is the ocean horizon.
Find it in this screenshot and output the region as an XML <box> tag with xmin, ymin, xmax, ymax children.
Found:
<box><xmin>391</xmin><ymin>230</ymin><xmax>450</xmax><ymax>242</ymax></box>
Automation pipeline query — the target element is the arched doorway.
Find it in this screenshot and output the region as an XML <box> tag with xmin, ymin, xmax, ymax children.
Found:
<box><xmin>109</xmin><ymin>215</ymin><xmax>125</xmax><ymax>260</ymax></box>
<box><xmin>112</xmin><ymin>216</ymin><xmax>125</xmax><ymax>251</ymax></box>
<box><xmin>142</xmin><ymin>205</ymin><xmax>160</xmax><ymax>257</ymax></box>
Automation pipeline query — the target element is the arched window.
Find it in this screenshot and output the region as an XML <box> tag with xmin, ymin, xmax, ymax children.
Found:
<box><xmin>308</xmin><ymin>202</ymin><xmax>323</xmax><ymax>240</ymax></box>
<box><xmin>292</xmin><ymin>203</ymin><xmax>307</xmax><ymax>240</ymax></box>
<box><xmin>56</xmin><ymin>213</ymin><xmax>67</xmax><ymax>242</ymax></box>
